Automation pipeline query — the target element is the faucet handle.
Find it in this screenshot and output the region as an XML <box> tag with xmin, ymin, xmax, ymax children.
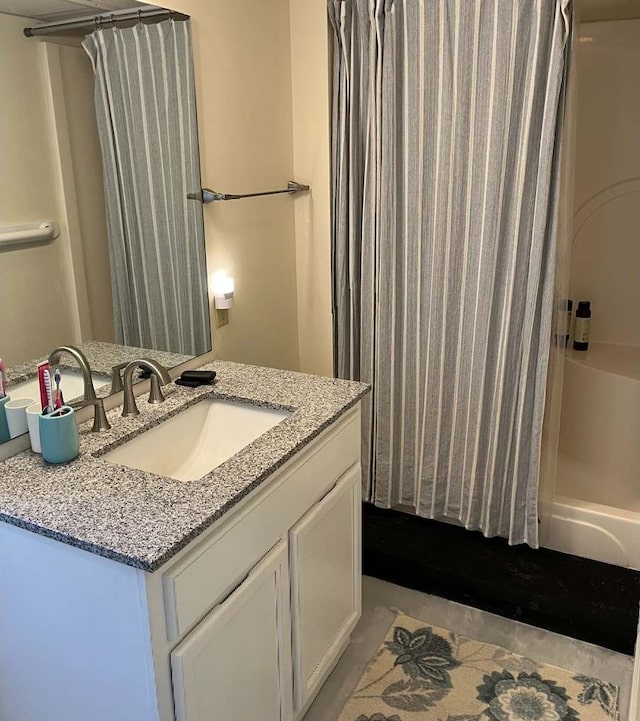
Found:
<box><xmin>148</xmin><ymin>374</ymin><xmax>167</xmax><ymax>404</ymax></box>
<box><xmin>83</xmin><ymin>398</ymin><xmax>111</xmax><ymax>432</ymax></box>
<box><xmin>110</xmin><ymin>362</ymin><xmax>129</xmax><ymax>394</ymax></box>
<box><xmin>121</xmin><ymin>359</ymin><xmax>172</xmax><ymax>417</ymax></box>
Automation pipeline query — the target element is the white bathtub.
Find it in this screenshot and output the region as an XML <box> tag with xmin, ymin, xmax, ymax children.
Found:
<box><xmin>546</xmin><ymin>495</ymin><xmax>640</xmax><ymax>570</ymax></box>
<box><xmin>542</xmin><ymin>343</ymin><xmax>640</xmax><ymax>570</ymax></box>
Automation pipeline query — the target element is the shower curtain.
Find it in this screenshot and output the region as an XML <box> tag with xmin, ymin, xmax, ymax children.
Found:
<box><xmin>330</xmin><ymin>0</ymin><xmax>573</xmax><ymax>545</ymax></box>
<box><xmin>83</xmin><ymin>19</ymin><xmax>211</xmax><ymax>357</ymax></box>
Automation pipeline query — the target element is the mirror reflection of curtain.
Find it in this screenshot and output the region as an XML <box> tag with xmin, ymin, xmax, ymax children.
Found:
<box><xmin>83</xmin><ymin>19</ymin><xmax>210</xmax><ymax>357</ymax></box>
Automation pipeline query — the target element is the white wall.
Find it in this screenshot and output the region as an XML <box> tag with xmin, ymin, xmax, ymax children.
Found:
<box><xmin>570</xmin><ymin>20</ymin><xmax>640</xmax><ymax>346</ymax></box>
<box><xmin>58</xmin><ymin>43</ymin><xmax>115</xmax><ymax>344</ymax></box>
<box><xmin>0</xmin><ymin>14</ymin><xmax>79</xmax><ymax>365</ymax></box>
<box><xmin>578</xmin><ymin>0</ymin><xmax>640</xmax><ymax>23</ymax></box>
<box><xmin>289</xmin><ymin>0</ymin><xmax>334</xmax><ymax>377</ymax></box>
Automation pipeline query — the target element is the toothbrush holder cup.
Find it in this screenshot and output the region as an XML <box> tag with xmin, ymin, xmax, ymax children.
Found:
<box><xmin>0</xmin><ymin>396</ymin><xmax>10</xmax><ymax>443</ymax></box>
<box><xmin>39</xmin><ymin>406</ymin><xmax>80</xmax><ymax>464</ymax></box>
<box><xmin>5</xmin><ymin>397</ymin><xmax>34</xmax><ymax>439</ymax></box>
<box><xmin>26</xmin><ymin>403</ymin><xmax>43</xmax><ymax>453</ymax></box>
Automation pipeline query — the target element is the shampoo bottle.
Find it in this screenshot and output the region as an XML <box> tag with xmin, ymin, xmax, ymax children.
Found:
<box><xmin>573</xmin><ymin>301</ymin><xmax>591</xmax><ymax>351</ymax></box>
<box><xmin>557</xmin><ymin>299</ymin><xmax>573</xmax><ymax>347</ymax></box>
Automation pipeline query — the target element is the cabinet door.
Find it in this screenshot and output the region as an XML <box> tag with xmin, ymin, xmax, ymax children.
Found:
<box><xmin>289</xmin><ymin>465</ymin><xmax>361</xmax><ymax>711</ymax></box>
<box><xmin>171</xmin><ymin>541</ymin><xmax>293</xmax><ymax>721</ymax></box>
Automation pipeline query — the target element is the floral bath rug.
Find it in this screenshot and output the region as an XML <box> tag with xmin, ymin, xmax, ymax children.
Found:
<box><xmin>337</xmin><ymin>612</ymin><xmax>619</xmax><ymax>721</ymax></box>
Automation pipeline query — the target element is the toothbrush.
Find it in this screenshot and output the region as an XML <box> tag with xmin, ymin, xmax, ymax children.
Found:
<box><xmin>43</xmin><ymin>368</ymin><xmax>54</xmax><ymax>414</ymax></box>
<box><xmin>54</xmin><ymin>368</ymin><xmax>63</xmax><ymax>409</ymax></box>
<box><xmin>0</xmin><ymin>358</ymin><xmax>6</xmax><ymax>399</ymax></box>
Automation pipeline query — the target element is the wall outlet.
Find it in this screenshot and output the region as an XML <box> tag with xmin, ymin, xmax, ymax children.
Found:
<box><xmin>215</xmin><ymin>308</ymin><xmax>229</xmax><ymax>328</ymax></box>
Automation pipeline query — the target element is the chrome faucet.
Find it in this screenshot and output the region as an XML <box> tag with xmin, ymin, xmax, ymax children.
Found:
<box><xmin>47</xmin><ymin>345</ymin><xmax>111</xmax><ymax>432</ymax></box>
<box><xmin>122</xmin><ymin>359</ymin><xmax>172</xmax><ymax>417</ymax></box>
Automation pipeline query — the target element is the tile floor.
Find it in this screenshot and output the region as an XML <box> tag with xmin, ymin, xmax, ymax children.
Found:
<box><xmin>363</xmin><ymin>504</ymin><xmax>640</xmax><ymax>655</ymax></box>
<box><xmin>303</xmin><ymin>576</ymin><xmax>635</xmax><ymax>721</ymax></box>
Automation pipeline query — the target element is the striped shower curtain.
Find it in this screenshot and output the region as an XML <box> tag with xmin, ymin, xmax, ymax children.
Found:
<box><xmin>330</xmin><ymin>0</ymin><xmax>572</xmax><ymax>545</ymax></box>
<box><xmin>83</xmin><ymin>19</ymin><xmax>210</xmax><ymax>357</ymax></box>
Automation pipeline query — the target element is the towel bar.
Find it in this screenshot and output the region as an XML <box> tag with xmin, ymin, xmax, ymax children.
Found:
<box><xmin>188</xmin><ymin>181</ymin><xmax>310</xmax><ymax>204</ymax></box>
<box><xmin>0</xmin><ymin>221</ymin><xmax>59</xmax><ymax>248</ymax></box>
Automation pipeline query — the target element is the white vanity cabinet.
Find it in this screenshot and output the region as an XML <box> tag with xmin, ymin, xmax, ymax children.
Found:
<box><xmin>0</xmin><ymin>404</ymin><xmax>362</xmax><ymax>721</ymax></box>
<box><xmin>290</xmin><ymin>465</ymin><xmax>361</xmax><ymax>712</ymax></box>
<box><xmin>171</xmin><ymin>541</ymin><xmax>293</xmax><ymax>721</ymax></box>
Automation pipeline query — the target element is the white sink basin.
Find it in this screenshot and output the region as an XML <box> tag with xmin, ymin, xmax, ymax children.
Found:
<box><xmin>7</xmin><ymin>370</ymin><xmax>111</xmax><ymax>409</ymax></box>
<box><xmin>103</xmin><ymin>398</ymin><xmax>291</xmax><ymax>482</ymax></box>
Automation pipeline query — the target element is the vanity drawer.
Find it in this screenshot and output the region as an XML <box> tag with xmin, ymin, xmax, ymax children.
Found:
<box><xmin>162</xmin><ymin>407</ymin><xmax>361</xmax><ymax>642</ymax></box>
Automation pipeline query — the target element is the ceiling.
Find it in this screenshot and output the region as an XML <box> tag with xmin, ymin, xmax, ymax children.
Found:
<box><xmin>0</xmin><ymin>0</ymin><xmax>146</xmax><ymax>22</ymax></box>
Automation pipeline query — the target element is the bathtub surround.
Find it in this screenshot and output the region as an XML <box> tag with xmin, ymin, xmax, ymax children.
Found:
<box><xmin>330</xmin><ymin>0</ymin><xmax>573</xmax><ymax>545</ymax></box>
<box><xmin>540</xmin><ymin>18</ymin><xmax>640</xmax><ymax>571</ymax></box>
<box><xmin>570</xmin><ymin>20</ymin><xmax>640</xmax><ymax>348</ymax></box>
<box><xmin>362</xmin><ymin>504</ymin><xmax>640</xmax><ymax>656</ymax></box>
<box><xmin>83</xmin><ymin>19</ymin><xmax>211</xmax><ymax>357</ymax></box>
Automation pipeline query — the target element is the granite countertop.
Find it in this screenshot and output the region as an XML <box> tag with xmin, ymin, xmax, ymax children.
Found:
<box><xmin>0</xmin><ymin>360</ymin><xmax>369</xmax><ymax>572</ymax></box>
<box><xmin>6</xmin><ymin>340</ymin><xmax>192</xmax><ymax>399</ymax></box>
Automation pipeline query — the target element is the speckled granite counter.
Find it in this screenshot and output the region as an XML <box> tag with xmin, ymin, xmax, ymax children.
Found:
<box><xmin>6</xmin><ymin>340</ymin><xmax>191</xmax><ymax>398</ymax></box>
<box><xmin>0</xmin><ymin>360</ymin><xmax>369</xmax><ymax>571</ymax></box>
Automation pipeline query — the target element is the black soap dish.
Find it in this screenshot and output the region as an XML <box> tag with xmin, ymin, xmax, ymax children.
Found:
<box><xmin>175</xmin><ymin>370</ymin><xmax>217</xmax><ymax>388</ymax></box>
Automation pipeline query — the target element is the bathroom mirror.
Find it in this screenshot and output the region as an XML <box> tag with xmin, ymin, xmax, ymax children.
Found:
<box><xmin>0</xmin><ymin>2</ymin><xmax>211</xmax><ymax>445</ymax></box>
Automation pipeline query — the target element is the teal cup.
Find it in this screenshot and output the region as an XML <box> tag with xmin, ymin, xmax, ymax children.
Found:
<box><xmin>39</xmin><ymin>406</ymin><xmax>80</xmax><ymax>464</ymax></box>
<box><xmin>0</xmin><ymin>396</ymin><xmax>10</xmax><ymax>444</ymax></box>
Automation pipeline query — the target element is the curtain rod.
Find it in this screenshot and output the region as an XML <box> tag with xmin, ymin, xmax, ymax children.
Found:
<box><xmin>23</xmin><ymin>8</ymin><xmax>188</xmax><ymax>38</ymax></box>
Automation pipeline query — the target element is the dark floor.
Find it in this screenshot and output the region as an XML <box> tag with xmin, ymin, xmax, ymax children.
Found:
<box><xmin>362</xmin><ymin>503</ymin><xmax>640</xmax><ymax>655</ymax></box>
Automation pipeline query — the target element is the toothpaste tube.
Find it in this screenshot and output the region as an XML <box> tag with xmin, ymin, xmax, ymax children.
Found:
<box><xmin>37</xmin><ymin>361</ymin><xmax>51</xmax><ymax>412</ymax></box>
